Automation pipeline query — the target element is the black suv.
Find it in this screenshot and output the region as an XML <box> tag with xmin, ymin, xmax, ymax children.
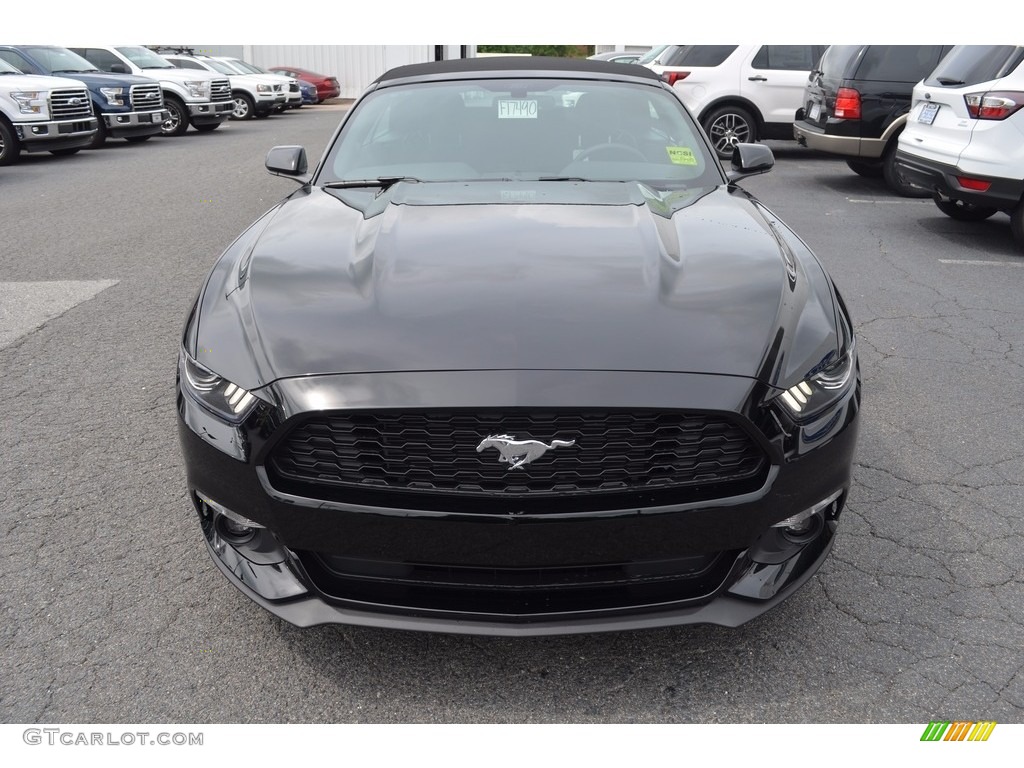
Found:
<box><xmin>793</xmin><ymin>45</ymin><xmax>954</xmax><ymax>195</ymax></box>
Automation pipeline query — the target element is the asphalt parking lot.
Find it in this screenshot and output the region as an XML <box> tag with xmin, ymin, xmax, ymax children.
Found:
<box><xmin>1</xmin><ymin>107</ymin><xmax>1022</xmax><ymax>724</ymax></box>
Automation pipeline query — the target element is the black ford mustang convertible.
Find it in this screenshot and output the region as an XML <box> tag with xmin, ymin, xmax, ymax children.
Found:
<box><xmin>176</xmin><ymin>57</ymin><xmax>860</xmax><ymax>635</ymax></box>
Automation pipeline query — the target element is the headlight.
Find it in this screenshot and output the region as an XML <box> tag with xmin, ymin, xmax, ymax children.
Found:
<box><xmin>11</xmin><ymin>90</ymin><xmax>46</xmax><ymax>115</ymax></box>
<box><xmin>179</xmin><ymin>352</ymin><xmax>258</xmax><ymax>422</ymax></box>
<box><xmin>775</xmin><ymin>345</ymin><xmax>856</xmax><ymax>420</ymax></box>
<box><xmin>100</xmin><ymin>86</ymin><xmax>125</xmax><ymax>106</ymax></box>
<box><xmin>185</xmin><ymin>80</ymin><xmax>210</xmax><ymax>99</ymax></box>
<box><xmin>256</xmin><ymin>84</ymin><xmax>271</xmax><ymax>94</ymax></box>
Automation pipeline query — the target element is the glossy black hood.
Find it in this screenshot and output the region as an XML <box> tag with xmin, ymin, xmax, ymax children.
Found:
<box><xmin>193</xmin><ymin>182</ymin><xmax>840</xmax><ymax>390</ymax></box>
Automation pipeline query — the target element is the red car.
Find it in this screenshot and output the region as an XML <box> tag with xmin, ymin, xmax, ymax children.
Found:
<box><xmin>268</xmin><ymin>67</ymin><xmax>340</xmax><ymax>103</ymax></box>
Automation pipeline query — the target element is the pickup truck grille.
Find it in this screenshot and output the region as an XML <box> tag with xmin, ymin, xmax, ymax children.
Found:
<box><xmin>210</xmin><ymin>78</ymin><xmax>231</xmax><ymax>102</ymax></box>
<box><xmin>50</xmin><ymin>89</ymin><xmax>93</xmax><ymax>119</ymax></box>
<box><xmin>130</xmin><ymin>83</ymin><xmax>162</xmax><ymax>110</ymax></box>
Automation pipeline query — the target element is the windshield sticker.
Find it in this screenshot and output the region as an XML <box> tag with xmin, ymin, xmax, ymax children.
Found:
<box><xmin>498</xmin><ymin>100</ymin><xmax>539</xmax><ymax>119</ymax></box>
<box><xmin>666</xmin><ymin>146</ymin><xmax>698</xmax><ymax>165</ymax></box>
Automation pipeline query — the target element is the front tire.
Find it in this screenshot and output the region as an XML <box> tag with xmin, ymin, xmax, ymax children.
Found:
<box><xmin>231</xmin><ymin>92</ymin><xmax>255</xmax><ymax>120</ymax></box>
<box><xmin>702</xmin><ymin>106</ymin><xmax>756</xmax><ymax>160</ymax></box>
<box><xmin>935</xmin><ymin>198</ymin><xmax>998</xmax><ymax>222</ymax></box>
<box><xmin>883</xmin><ymin>145</ymin><xmax>931</xmax><ymax>198</ymax></box>
<box><xmin>1011</xmin><ymin>199</ymin><xmax>1024</xmax><ymax>253</ymax></box>
<box><xmin>162</xmin><ymin>96</ymin><xmax>189</xmax><ymax>137</ymax></box>
<box><xmin>88</xmin><ymin>119</ymin><xmax>108</xmax><ymax>149</ymax></box>
<box><xmin>846</xmin><ymin>159</ymin><xmax>883</xmax><ymax>178</ymax></box>
<box><xmin>0</xmin><ymin>119</ymin><xmax>21</xmax><ymax>166</ymax></box>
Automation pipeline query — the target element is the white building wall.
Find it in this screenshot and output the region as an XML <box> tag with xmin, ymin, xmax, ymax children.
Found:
<box><xmin>241</xmin><ymin>45</ymin><xmax>435</xmax><ymax>99</ymax></box>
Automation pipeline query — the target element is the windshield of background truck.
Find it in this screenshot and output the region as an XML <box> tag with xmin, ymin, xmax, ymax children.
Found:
<box><xmin>116</xmin><ymin>47</ymin><xmax>174</xmax><ymax>69</ymax></box>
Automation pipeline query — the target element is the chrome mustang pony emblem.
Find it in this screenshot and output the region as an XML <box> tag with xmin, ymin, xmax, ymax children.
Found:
<box><xmin>476</xmin><ymin>434</ymin><xmax>576</xmax><ymax>470</ymax></box>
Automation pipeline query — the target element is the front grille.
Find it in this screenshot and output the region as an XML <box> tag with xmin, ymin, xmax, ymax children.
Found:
<box><xmin>210</xmin><ymin>78</ymin><xmax>231</xmax><ymax>102</ymax></box>
<box><xmin>273</xmin><ymin>84</ymin><xmax>283</xmax><ymax>93</ymax></box>
<box><xmin>288</xmin><ymin>82</ymin><xmax>299</xmax><ymax>93</ymax></box>
<box><xmin>49</xmin><ymin>89</ymin><xmax>92</xmax><ymax>119</ymax></box>
<box><xmin>268</xmin><ymin>409</ymin><xmax>768</xmax><ymax>505</ymax></box>
<box><xmin>130</xmin><ymin>83</ymin><xmax>162</xmax><ymax>110</ymax></box>
<box><xmin>297</xmin><ymin>548</ymin><xmax>737</xmax><ymax>616</ymax></box>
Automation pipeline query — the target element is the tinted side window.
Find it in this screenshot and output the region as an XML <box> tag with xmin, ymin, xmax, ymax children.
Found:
<box><xmin>751</xmin><ymin>45</ymin><xmax>819</xmax><ymax>71</ymax></box>
<box><xmin>818</xmin><ymin>46</ymin><xmax>864</xmax><ymax>78</ymax></box>
<box><xmin>926</xmin><ymin>45</ymin><xmax>1024</xmax><ymax>86</ymax></box>
<box><xmin>74</xmin><ymin>48</ymin><xmax>123</xmax><ymax>72</ymax></box>
<box><xmin>0</xmin><ymin>49</ymin><xmax>36</xmax><ymax>74</ymax></box>
<box><xmin>663</xmin><ymin>45</ymin><xmax>738</xmax><ymax>68</ymax></box>
<box><xmin>855</xmin><ymin>46</ymin><xmax>944</xmax><ymax>82</ymax></box>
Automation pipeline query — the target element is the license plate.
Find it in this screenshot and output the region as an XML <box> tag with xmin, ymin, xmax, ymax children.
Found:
<box><xmin>918</xmin><ymin>102</ymin><xmax>940</xmax><ymax>125</ymax></box>
<box><xmin>809</xmin><ymin>102</ymin><xmax>821</xmax><ymax>121</ymax></box>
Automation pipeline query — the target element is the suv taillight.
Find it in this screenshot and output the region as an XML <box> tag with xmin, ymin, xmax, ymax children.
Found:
<box><xmin>663</xmin><ymin>71</ymin><xmax>690</xmax><ymax>86</ymax></box>
<box><xmin>964</xmin><ymin>91</ymin><xmax>1024</xmax><ymax>120</ymax></box>
<box><xmin>834</xmin><ymin>88</ymin><xmax>861</xmax><ymax>119</ymax></box>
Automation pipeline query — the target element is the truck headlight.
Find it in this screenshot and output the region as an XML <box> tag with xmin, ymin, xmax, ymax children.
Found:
<box><xmin>100</xmin><ymin>86</ymin><xmax>125</xmax><ymax>106</ymax></box>
<box><xmin>11</xmin><ymin>91</ymin><xmax>46</xmax><ymax>115</ymax></box>
<box><xmin>185</xmin><ymin>80</ymin><xmax>210</xmax><ymax>99</ymax></box>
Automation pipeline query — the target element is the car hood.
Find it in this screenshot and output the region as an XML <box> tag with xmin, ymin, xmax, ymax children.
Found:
<box><xmin>195</xmin><ymin>182</ymin><xmax>839</xmax><ymax>389</ymax></box>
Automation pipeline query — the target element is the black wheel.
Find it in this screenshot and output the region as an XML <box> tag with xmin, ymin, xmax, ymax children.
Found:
<box><xmin>124</xmin><ymin>135</ymin><xmax>151</xmax><ymax>144</ymax></box>
<box><xmin>702</xmin><ymin>106</ymin><xmax>756</xmax><ymax>160</ymax></box>
<box><xmin>162</xmin><ymin>96</ymin><xmax>189</xmax><ymax>136</ymax></box>
<box><xmin>88</xmin><ymin>119</ymin><xmax>108</xmax><ymax>149</ymax></box>
<box><xmin>49</xmin><ymin>148</ymin><xmax>81</xmax><ymax>156</ymax></box>
<box><xmin>193</xmin><ymin>122</ymin><xmax>220</xmax><ymax>133</ymax></box>
<box><xmin>0</xmin><ymin>119</ymin><xmax>21</xmax><ymax>166</ymax></box>
<box><xmin>231</xmin><ymin>92</ymin><xmax>255</xmax><ymax>120</ymax></box>
<box><xmin>1011</xmin><ymin>199</ymin><xmax>1024</xmax><ymax>253</ymax></box>
<box><xmin>935</xmin><ymin>198</ymin><xmax>998</xmax><ymax>222</ymax></box>
<box><xmin>845</xmin><ymin>159</ymin><xmax>883</xmax><ymax>178</ymax></box>
<box><xmin>883</xmin><ymin>145</ymin><xmax>931</xmax><ymax>197</ymax></box>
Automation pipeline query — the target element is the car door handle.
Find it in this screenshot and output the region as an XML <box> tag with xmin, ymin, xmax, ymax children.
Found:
<box><xmin>748</xmin><ymin>75</ymin><xmax>768</xmax><ymax>81</ymax></box>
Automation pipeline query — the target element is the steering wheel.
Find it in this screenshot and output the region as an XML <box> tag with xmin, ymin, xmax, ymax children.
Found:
<box><xmin>573</xmin><ymin>142</ymin><xmax>647</xmax><ymax>162</ymax></box>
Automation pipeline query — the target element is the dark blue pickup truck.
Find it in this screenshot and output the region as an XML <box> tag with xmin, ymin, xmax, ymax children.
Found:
<box><xmin>0</xmin><ymin>44</ymin><xmax>169</xmax><ymax>147</ymax></box>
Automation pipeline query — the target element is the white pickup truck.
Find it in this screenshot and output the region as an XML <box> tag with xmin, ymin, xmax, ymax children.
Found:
<box><xmin>0</xmin><ymin>56</ymin><xmax>98</xmax><ymax>165</ymax></box>
<box><xmin>68</xmin><ymin>46</ymin><xmax>233</xmax><ymax>136</ymax></box>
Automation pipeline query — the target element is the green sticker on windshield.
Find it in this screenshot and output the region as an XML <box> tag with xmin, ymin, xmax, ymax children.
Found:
<box><xmin>666</xmin><ymin>146</ymin><xmax>697</xmax><ymax>165</ymax></box>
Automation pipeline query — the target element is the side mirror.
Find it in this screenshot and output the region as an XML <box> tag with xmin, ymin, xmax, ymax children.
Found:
<box><xmin>726</xmin><ymin>143</ymin><xmax>774</xmax><ymax>182</ymax></box>
<box><xmin>265</xmin><ymin>145</ymin><xmax>308</xmax><ymax>182</ymax></box>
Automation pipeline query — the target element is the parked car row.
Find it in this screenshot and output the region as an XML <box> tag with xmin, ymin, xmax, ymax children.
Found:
<box><xmin>635</xmin><ymin>43</ymin><xmax>1024</xmax><ymax>251</ymax></box>
<box><xmin>0</xmin><ymin>44</ymin><xmax>340</xmax><ymax>165</ymax></box>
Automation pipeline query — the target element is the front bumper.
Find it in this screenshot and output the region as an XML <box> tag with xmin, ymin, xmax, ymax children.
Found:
<box><xmin>178</xmin><ymin>369</ymin><xmax>860</xmax><ymax>635</ymax></box>
<box><xmin>894</xmin><ymin>150</ymin><xmax>1024</xmax><ymax>213</ymax></box>
<box><xmin>187</xmin><ymin>100</ymin><xmax>234</xmax><ymax>123</ymax></box>
<box><xmin>103</xmin><ymin>109</ymin><xmax>170</xmax><ymax>138</ymax></box>
<box><xmin>16</xmin><ymin>117</ymin><xmax>98</xmax><ymax>151</ymax></box>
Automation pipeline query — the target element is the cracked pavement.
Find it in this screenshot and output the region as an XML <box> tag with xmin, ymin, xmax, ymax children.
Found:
<box><xmin>0</xmin><ymin>116</ymin><xmax>1021</xmax><ymax>723</ymax></box>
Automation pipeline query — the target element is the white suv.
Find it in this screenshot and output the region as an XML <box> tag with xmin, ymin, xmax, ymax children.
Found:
<box><xmin>160</xmin><ymin>53</ymin><xmax>286</xmax><ymax>119</ymax></box>
<box><xmin>649</xmin><ymin>44</ymin><xmax>828</xmax><ymax>158</ymax></box>
<box><xmin>895</xmin><ymin>45</ymin><xmax>1024</xmax><ymax>251</ymax></box>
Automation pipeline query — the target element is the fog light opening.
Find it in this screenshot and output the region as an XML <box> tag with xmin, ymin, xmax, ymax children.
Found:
<box><xmin>217</xmin><ymin>515</ymin><xmax>256</xmax><ymax>545</ymax></box>
<box><xmin>781</xmin><ymin>512</ymin><xmax>823</xmax><ymax>544</ymax></box>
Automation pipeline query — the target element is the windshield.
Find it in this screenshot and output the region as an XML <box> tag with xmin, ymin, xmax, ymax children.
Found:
<box><xmin>637</xmin><ymin>45</ymin><xmax>671</xmax><ymax>66</ymax></box>
<box><xmin>0</xmin><ymin>57</ymin><xmax>22</xmax><ymax>74</ymax></box>
<box><xmin>205</xmin><ymin>59</ymin><xmax>240</xmax><ymax>76</ymax></box>
<box><xmin>215</xmin><ymin>59</ymin><xmax>248</xmax><ymax>75</ymax></box>
<box><xmin>25</xmin><ymin>46</ymin><xmax>98</xmax><ymax>73</ymax></box>
<box><xmin>320</xmin><ymin>78</ymin><xmax>719</xmax><ymax>187</ymax></box>
<box><xmin>228</xmin><ymin>59</ymin><xmax>264</xmax><ymax>75</ymax></box>
<box><xmin>116</xmin><ymin>46</ymin><xmax>174</xmax><ymax>69</ymax></box>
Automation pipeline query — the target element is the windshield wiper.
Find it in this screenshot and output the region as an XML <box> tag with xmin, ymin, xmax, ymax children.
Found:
<box><xmin>537</xmin><ymin>176</ymin><xmax>591</xmax><ymax>182</ymax></box>
<box><xmin>323</xmin><ymin>176</ymin><xmax>421</xmax><ymax>190</ymax></box>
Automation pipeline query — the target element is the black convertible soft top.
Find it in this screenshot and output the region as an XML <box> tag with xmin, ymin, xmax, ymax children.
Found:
<box><xmin>375</xmin><ymin>55</ymin><xmax>663</xmax><ymax>84</ymax></box>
